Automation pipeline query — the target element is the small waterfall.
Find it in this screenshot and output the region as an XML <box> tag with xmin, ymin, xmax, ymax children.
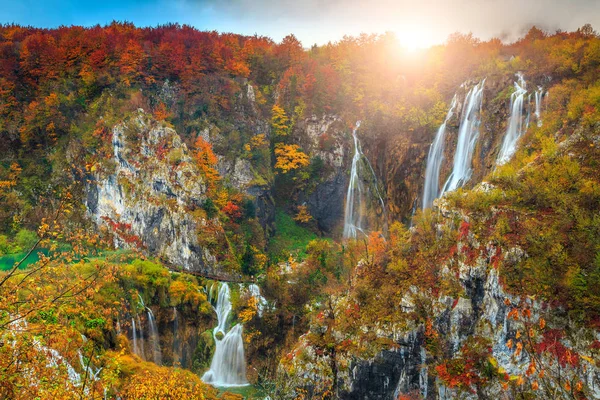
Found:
<box><xmin>419</xmin><ymin>347</ymin><xmax>428</xmax><ymax>398</ymax></box>
<box><xmin>441</xmin><ymin>79</ymin><xmax>486</xmax><ymax>195</ymax></box>
<box><xmin>535</xmin><ymin>86</ymin><xmax>544</xmax><ymax>127</ymax></box>
<box><xmin>497</xmin><ymin>73</ymin><xmax>528</xmax><ymax>165</ymax></box>
<box><xmin>422</xmin><ymin>95</ymin><xmax>458</xmax><ymax>209</ymax></box>
<box><xmin>146</xmin><ymin>308</ymin><xmax>162</xmax><ymax>365</ymax></box>
<box><xmin>78</xmin><ymin>350</ymin><xmax>102</xmax><ymax>383</ymax></box>
<box><xmin>131</xmin><ymin>317</ymin><xmax>141</xmax><ymax>357</ymax></box>
<box><xmin>202</xmin><ymin>283</ymin><xmax>248</xmax><ymax>387</ymax></box>
<box><xmin>172</xmin><ymin>307</ymin><xmax>179</xmax><ymax>363</ymax></box>
<box><xmin>136</xmin><ymin>315</ymin><xmax>145</xmax><ymax>359</ymax></box>
<box><xmin>43</xmin><ymin>344</ymin><xmax>82</xmax><ymax>386</ymax></box>
<box><xmin>525</xmin><ymin>93</ymin><xmax>532</xmax><ymax>130</ymax></box>
<box><xmin>343</xmin><ymin>121</ymin><xmax>386</xmax><ymax>238</ymax></box>
<box><xmin>247</xmin><ymin>283</ymin><xmax>267</xmax><ymax>317</ymax></box>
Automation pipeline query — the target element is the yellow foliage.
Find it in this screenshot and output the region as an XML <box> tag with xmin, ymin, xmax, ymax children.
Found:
<box><xmin>274</xmin><ymin>143</ymin><xmax>309</xmax><ymax>173</ymax></box>
<box><xmin>250</xmin><ymin>133</ymin><xmax>268</xmax><ymax>148</ymax></box>
<box><xmin>239</xmin><ymin>296</ymin><xmax>258</xmax><ymax>323</ymax></box>
<box><xmin>294</xmin><ymin>205</ymin><xmax>312</xmax><ymax>223</ymax></box>
<box><xmin>271</xmin><ymin>104</ymin><xmax>289</xmax><ymax>137</ymax></box>
<box><xmin>120</xmin><ymin>362</ymin><xmax>218</xmax><ymax>400</ymax></box>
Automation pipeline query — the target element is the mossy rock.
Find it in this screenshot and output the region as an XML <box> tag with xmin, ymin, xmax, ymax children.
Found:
<box><xmin>192</xmin><ymin>330</ymin><xmax>215</xmax><ymax>373</ymax></box>
<box><xmin>215</xmin><ymin>331</ymin><xmax>224</xmax><ymax>340</ymax></box>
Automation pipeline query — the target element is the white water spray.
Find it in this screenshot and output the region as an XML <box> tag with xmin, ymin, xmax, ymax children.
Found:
<box><xmin>202</xmin><ymin>283</ymin><xmax>248</xmax><ymax>387</ymax></box>
<box><xmin>422</xmin><ymin>95</ymin><xmax>458</xmax><ymax>209</ymax></box>
<box><xmin>441</xmin><ymin>79</ymin><xmax>486</xmax><ymax>195</ymax></box>
<box><xmin>343</xmin><ymin>121</ymin><xmax>386</xmax><ymax>238</ymax></box>
<box><xmin>497</xmin><ymin>73</ymin><xmax>529</xmax><ymax>165</ymax></box>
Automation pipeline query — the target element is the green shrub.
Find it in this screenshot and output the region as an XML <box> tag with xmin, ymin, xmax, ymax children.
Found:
<box><xmin>15</xmin><ymin>229</ymin><xmax>38</xmax><ymax>251</ymax></box>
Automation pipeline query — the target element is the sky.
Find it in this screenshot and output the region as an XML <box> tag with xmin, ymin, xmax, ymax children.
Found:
<box><xmin>1</xmin><ymin>0</ymin><xmax>599</xmax><ymax>48</ymax></box>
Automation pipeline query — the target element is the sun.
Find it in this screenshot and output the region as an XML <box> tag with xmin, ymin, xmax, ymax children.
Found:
<box><xmin>394</xmin><ymin>24</ymin><xmax>435</xmax><ymax>52</ymax></box>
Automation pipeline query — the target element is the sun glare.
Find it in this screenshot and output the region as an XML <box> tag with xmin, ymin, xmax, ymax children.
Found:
<box><xmin>394</xmin><ymin>24</ymin><xmax>435</xmax><ymax>51</ymax></box>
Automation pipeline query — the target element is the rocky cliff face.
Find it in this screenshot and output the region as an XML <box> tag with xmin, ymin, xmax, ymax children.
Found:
<box><xmin>85</xmin><ymin>110</ymin><xmax>225</xmax><ymax>276</ymax></box>
<box><xmin>296</xmin><ymin>115</ymin><xmax>349</xmax><ymax>235</ymax></box>
<box><xmin>282</xmin><ymin>186</ymin><xmax>600</xmax><ymax>399</ymax></box>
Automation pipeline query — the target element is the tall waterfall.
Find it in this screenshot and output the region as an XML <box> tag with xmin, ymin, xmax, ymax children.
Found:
<box><xmin>422</xmin><ymin>95</ymin><xmax>458</xmax><ymax>209</ymax></box>
<box><xmin>202</xmin><ymin>283</ymin><xmax>248</xmax><ymax>387</ymax></box>
<box><xmin>535</xmin><ymin>87</ymin><xmax>544</xmax><ymax>127</ymax></box>
<box><xmin>441</xmin><ymin>79</ymin><xmax>486</xmax><ymax>195</ymax></box>
<box><xmin>497</xmin><ymin>73</ymin><xmax>528</xmax><ymax>165</ymax></box>
<box><xmin>147</xmin><ymin>308</ymin><xmax>162</xmax><ymax>365</ymax></box>
<box><xmin>343</xmin><ymin>121</ymin><xmax>386</xmax><ymax>238</ymax></box>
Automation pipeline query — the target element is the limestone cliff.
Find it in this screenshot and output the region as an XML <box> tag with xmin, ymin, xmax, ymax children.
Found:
<box><xmin>85</xmin><ymin>110</ymin><xmax>225</xmax><ymax>276</ymax></box>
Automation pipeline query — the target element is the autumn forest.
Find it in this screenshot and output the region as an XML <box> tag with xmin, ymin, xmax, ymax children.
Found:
<box><xmin>0</xmin><ymin>12</ymin><xmax>600</xmax><ymax>400</ymax></box>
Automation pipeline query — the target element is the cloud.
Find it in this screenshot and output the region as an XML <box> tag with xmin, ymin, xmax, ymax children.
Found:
<box><xmin>180</xmin><ymin>0</ymin><xmax>600</xmax><ymax>45</ymax></box>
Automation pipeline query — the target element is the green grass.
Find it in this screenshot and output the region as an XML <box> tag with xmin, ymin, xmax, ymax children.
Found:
<box><xmin>268</xmin><ymin>209</ymin><xmax>318</xmax><ymax>262</ymax></box>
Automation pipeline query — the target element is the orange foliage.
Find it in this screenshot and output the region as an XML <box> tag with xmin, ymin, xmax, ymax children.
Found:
<box><xmin>193</xmin><ymin>136</ymin><xmax>220</xmax><ymax>190</ymax></box>
<box><xmin>222</xmin><ymin>201</ymin><xmax>242</xmax><ymax>220</ymax></box>
<box><xmin>153</xmin><ymin>102</ymin><xmax>169</xmax><ymax>121</ymax></box>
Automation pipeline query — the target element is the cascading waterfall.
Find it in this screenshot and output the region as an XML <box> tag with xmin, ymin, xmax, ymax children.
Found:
<box><xmin>343</xmin><ymin>121</ymin><xmax>386</xmax><ymax>238</ymax></box>
<box><xmin>535</xmin><ymin>87</ymin><xmax>544</xmax><ymax>127</ymax></box>
<box><xmin>441</xmin><ymin>79</ymin><xmax>486</xmax><ymax>195</ymax></box>
<box><xmin>422</xmin><ymin>95</ymin><xmax>458</xmax><ymax>209</ymax></box>
<box><xmin>497</xmin><ymin>73</ymin><xmax>528</xmax><ymax>165</ymax></box>
<box><xmin>146</xmin><ymin>308</ymin><xmax>162</xmax><ymax>365</ymax></box>
<box><xmin>202</xmin><ymin>282</ymin><xmax>248</xmax><ymax>387</ymax></box>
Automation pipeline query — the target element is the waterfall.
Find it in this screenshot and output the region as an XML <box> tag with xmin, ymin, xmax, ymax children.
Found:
<box><xmin>202</xmin><ymin>283</ymin><xmax>248</xmax><ymax>387</ymax></box>
<box><xmin>247</xmin><ymin>284</ymin><xmax>267</xmax><ymax>317</ymax></box>
<box><xmin>172</xmin><ymin>307</ymin><xmax>179</xmax><ymax>363</ymax></box>
<box><xmin>441</xmin><ymin>79</ymin><xmax>486</xmax><ymax>195</ymax></box>
<box><xmin>146</xmin><ymin>308</ymin><xmax>162</xmax><ymax>365</ymax></box>
<box><xmin>419</xmin><ymin>347</ymin><xmax>428</xmax><ymax>398</ymax></box>
<box><xmin>131</xmin><ymin>317</ymin><xmax>141</xmax><ymax>357</ymax></box>
<box><xmin>535</xmin><ymin>86</ymin><xmax>544</xmax><ymax>127</ymax></box>
<box><xmin>343</xmin><ymin>121</ymin><xmax>386</xmax><ymax>238</ymax></box>
<box><xmin>525</xmin><ymin>93</ymin><xmax>532</xmax><ymax>130</ymax></box>
<box><xmin>136</xmin><ymin>315</ymin><xmax>145</xmax><ymax>359</ymax></box>
<box><xmin>497</xmin><ymin>73</ymin><xmax>528</xmax><ymax>165</ymax></box>
<box><xmin>422</xmin><ymin>95</ymin><xmax>458</xmax><ymax>209</ymax></box>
